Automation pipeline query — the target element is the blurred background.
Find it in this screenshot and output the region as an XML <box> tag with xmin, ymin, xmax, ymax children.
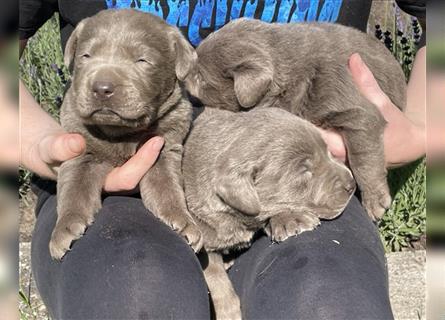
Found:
<box><xmin>0</xmin><ymin>0</ymin><xmax>19</xmax><ymax>319</ymax></box>
<box><xmin>426</xmin><ymin>2</ymin><xmax>445</xmax><ymax>319</ymax></box>
<box><xmin>0</xmin><ymin>0</ymin><xmax>440</xmax><ymax>319</ymax></box>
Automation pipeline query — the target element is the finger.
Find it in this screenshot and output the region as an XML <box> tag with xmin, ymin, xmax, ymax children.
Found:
<box><xmin>39</xmin><ymin>133</ymin><xmax>86</xmax><ymax>164</ymax></box>
<box><xmin>348</xmin><ymin>53</ymin><xmax>390</xmax><ymax>110</ymax></box>
<box><xmin>104</xmin><ymin>136</ymin><xmax>164</xmax><ymax>192</ymax></box>
<box><xmin>316</xmin><ymin>127</ymin><xmax>347</xmax><ymax>163</ymax></box>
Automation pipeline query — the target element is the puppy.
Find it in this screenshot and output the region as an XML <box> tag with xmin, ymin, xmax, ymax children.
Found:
<box><xmin>183</xmin><ymin>107</ymin><xmax>356</xmax><ymax>319</ymax></box>
<box><xmin>49</xmin><ymin>9</ymin><xmax>202</xmax><ymax>260</ymax></box>
<box><xmin>184</xmin><ymin>19</ymin><xmax>407</xmax><ymax>221</ymax></box>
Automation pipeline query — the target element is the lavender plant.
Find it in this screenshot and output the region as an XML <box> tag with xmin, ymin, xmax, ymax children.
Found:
<box><xmin>373</xmin><ymin>12</ymin><xmax>426</xmax><ymax>251</ymax></box>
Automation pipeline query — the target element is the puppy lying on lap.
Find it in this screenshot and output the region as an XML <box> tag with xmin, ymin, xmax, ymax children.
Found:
<box><xmin>183</xmin><ymin>107</ymin><xmax>356</xmax><ymax>319</ymax></box>
<box><xmin>49</xmin><ymin>9</ymin><xmax>203</xmax><ymax>260</ymax></box>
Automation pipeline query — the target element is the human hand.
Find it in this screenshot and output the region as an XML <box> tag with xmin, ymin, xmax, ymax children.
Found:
<box><xmin>35</xmin><ymin>131</ymin><xmax>164</xmax><ymax>192</ymax></box>
<box><xmin>317</xmin><ymin>53</ymin><xmax>425</xmax><ymax>168</ymax></box>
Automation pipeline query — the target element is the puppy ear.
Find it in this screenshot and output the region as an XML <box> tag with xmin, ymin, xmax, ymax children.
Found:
<box><xmin>169</xmin><ymin>29</ymin><xmax>197</xmax><ymax>81</ymax></box>
<box><xmin>231</xmin><ymin>59</ymin><xmax>273</xmax><ymax>108</ymax></box>
<box><xmin>216</xmin><ymin>171</ymin><xmax>261</xmax><ymax>216</ymax></box>
<box><xmin>64</xmin><ymin>19</ymin><xmax>88</xmax><ymax>71</ymax></box>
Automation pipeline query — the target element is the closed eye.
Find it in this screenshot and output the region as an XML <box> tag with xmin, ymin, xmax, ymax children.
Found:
<box><xmin>136</xmin><ymin>58</ymin><xmax>150</xmax><ymax>64</ymax></box>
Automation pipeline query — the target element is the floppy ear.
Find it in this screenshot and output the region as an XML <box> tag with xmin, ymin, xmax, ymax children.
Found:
<box><xmin>64</xmin><ymin>19</ymin><xmax>88</xmax><ymax>72</ymax></box>
<box><xmin>215</xmin><ymin>170</ymin><xmax>261</xmax><ymax>216</ymax></box>
<box><xmin>169</xmin><ymin>29</ymin><xmax>197</xmax><ymax>81</ymax></box>
<box><xmin>231</xmin><ymin>59</ymin><xmax>273</xmax><ymax>108</ymax></box>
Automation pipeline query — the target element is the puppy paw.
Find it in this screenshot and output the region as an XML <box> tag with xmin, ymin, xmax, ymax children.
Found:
<box><xmin>362</xmin><ymin>187</ymin><xmax>391</xmax><ymax>221</ymax></box>
<box><xmin>164</xmin><ymin>215</ymin><xmax>203</xmax><ymax>252</ymax></box>
<box><xmin>266</xmin><ymin>212</ymin><xmax>320</xmax><ymax>242</ymax></box>
<box><xmin>49</xmin><ymin>213</ymin><xmax>93</xmax><ymax>261</ymax></box>
<box><xmin>181</xmin><ymin>223</ymin><xmax>204</xmax><ymax>252</ymax></box>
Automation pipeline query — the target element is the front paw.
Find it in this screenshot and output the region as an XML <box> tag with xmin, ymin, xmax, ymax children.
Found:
<box><xmin>49</xmin><ymin>213</ymin><xmax>93</xmax><ymax>260</ymax></box>
<box><xmin>164</xmin><ymin>215</ymin><xmax>203</xmax><ymax>252</ymax></box>
<box><xmin>266</xmin><ymin>212</ymin><xmax>320</xmax><ymax>242</ymax></box>
<box><xmin>362</xmin><ymin>186</ymin><xmax>391</xmax><ymax>221</ymax></box>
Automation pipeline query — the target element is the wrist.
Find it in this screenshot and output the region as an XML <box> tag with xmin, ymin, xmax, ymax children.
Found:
<box><xmin>386</xmin><ymin>121</ymin><xmax>426</xmax><ymax>168</ymax></box>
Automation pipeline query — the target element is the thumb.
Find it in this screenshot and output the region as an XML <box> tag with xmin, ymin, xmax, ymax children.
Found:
<box><xmin>39</xmin><ymin>132</ymin><xmax>86</xmax><ymax>164</ymax></box>
<box><xmin>348</xmin><ymin>53</ymin><xmax>389</xmax><ymax>110</ymax></box>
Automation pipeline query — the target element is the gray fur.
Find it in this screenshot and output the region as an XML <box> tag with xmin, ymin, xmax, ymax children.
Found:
<box><xmin>49</xmin><ymin>9</ymin><xmax>202</xmax><ymax>260</ymax></box>
<box><xmin>184</xmin><ymin>18</ymin><xmax>407</xmax><ymax>221</ymax></box>
<box><xmin>183</xmin><ymin>107</ymin><xmax>356</xmax><ymax>318</ymax></box>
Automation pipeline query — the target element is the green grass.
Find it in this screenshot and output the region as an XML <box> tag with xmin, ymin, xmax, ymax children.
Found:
<box><xmin>381</xmin><ymin>159</ymin><xmax>426</xmax><ymax>251</ymax></box>
<box><xmin>20</xmin><ymin>15</ymin><xmax>68</xmax><ymax>119</ymax></box>
<box><xmin>19</xmin><ymin>15</ymin><xmax>426</xmax><ymax>253</ymax></box>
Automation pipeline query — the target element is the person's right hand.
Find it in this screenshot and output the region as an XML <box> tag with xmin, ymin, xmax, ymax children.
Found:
<box><xmin>35</xmin><ymin>131</ymin><xmax>164</xmax><ymax>193</ymax></box>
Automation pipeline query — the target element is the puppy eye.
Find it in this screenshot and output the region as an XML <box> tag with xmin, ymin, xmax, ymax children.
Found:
<box><xmin>136</xmin><ymin>58</ymin><xmax>150</xmax><ymax>64</ymax></box>
<box><xmin>80</xmin><ymin>53</ymin><xmax>91</xmax><ymax>59</ymax></box>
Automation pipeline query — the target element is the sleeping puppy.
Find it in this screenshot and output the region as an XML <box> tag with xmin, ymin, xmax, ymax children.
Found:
<box><xmin>183</xmin><ymin>107</ymin><xmax>356</xmax><ymax>319</ymax></box>
<box><xmin>49</xmin><ymin>9</ymin><xmax>202</xmax><ymax>260</ymax></box>
<box><xmin>184</xmin><ymin>19</ymin><xmax>407</xmax><ymax>221</ymax></box>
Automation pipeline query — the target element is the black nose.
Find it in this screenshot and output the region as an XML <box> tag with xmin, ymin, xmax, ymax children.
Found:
<box><xmin>92</xmin><ymin>81</ymin><xmax>115</xmax><ymax>100</ymax></box>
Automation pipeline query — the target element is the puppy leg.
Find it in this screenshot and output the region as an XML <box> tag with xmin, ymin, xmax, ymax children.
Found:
<box><xmin>204</xmin><ymin>252</ymin><xmax>242</xmax><ymax>320</ymax></box>
<box><xmin>49</xmin><ymin>155</ymin><xmax>112</xmax><ymax>260</ymax></box>
<box><xmin>306</xmin><ymin>74</ymin><xmax>391</xmax><ymax>221</ymax></box>
<box><xmin>323</xmin><ymin>102</ymin><xmax>390</xmax><ymax>221</ymax></box>
<box><xmin>265</xmin><ymin>212</ymin><xmax>320</xmax><ymax>242</ymax></box>
<box><xmin>342</xmin><ymin>123</ymin><xmax>390</xmax><ymax>221</ymax></box>
<box><xmin>139</xmin><ymin>143</ymin><xmax>203</xmax><ymax>252</ymax></box>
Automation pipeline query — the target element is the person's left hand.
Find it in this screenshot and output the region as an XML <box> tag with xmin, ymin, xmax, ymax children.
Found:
<box><xmin>317</xmin><ymin>53</ymin><xmax>425</xmax><ymax>168</ymax></box>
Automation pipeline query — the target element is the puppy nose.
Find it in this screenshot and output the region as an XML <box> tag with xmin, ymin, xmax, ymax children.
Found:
<box><xmin>92</xmin><ymin>81</ymin><xmax>115</xmax><ymax>99</ymax></box>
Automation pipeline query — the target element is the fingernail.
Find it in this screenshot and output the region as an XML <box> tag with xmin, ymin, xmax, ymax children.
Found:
<box><xmin>151</xmin><ymin>137</ymin><xmax>164</xmax><ymax>151</ymax></box>
<box><xmin>356</xmin><ymin>54</ymin><xmax>365</xmax><ymax>69</ymax></box>
<box><xmin>68</xmin><ymin>136</ymin><xmax>84</xmax><ymax>154</ymax></box>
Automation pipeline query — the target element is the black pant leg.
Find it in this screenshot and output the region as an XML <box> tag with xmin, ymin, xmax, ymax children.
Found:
<box><xmin>228</xmin><ymin>196</ymin><xmax>393</xmax><ymax>320</ymax></box>
<box><xmin>31</xmin><ymin>194</ymin><xmax>210</xmax><ymax>320</ymax></box>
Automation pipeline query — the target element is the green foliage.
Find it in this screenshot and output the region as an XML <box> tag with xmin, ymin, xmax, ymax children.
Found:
<box><xmin>380</xmin><ymin>159</ymin><xmax>426</xmax><ymax>251</ymax></box>
<box><xmin>20</xmin><ymin>15</ymin><xmax>69</xmax><ymax>119</ymax></box>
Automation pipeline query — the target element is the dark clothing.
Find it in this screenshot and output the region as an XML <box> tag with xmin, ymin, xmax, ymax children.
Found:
<box><xmin>228</xmin><ymin>196</ymin><xmax>392</xmax><ymax>319</ymax></box>
<box><xmin>18</xmin><ymin>0</ymin><xmax>427</xmax><ymax>48</ymax></box>
<box><xmin>20</xmin><ymin>0</ymin><xmax>375</xmax><ymax>47</ymax></box>
<box><xmin>32</xmin><ymin>185</ymin><xmax>392</xmax><ymax>319</ymax></box>
<box><xmin>32</xmin><ymin>194</ymin><xmax>211</xmax><ymax>320</ymax></box>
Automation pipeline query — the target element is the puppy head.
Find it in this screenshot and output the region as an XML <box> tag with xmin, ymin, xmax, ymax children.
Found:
<box><xmin>293</xmin><ymin>149</ymin><xmax>356</xmax><ymax>220</ymax></box>
<box><xmin>259</xmin><ymin>131</ymin><xmax>356</xmax><ymax>220</ymax></box>
<box><xmin>184</xmin><ymin>32</ymin><xmax>273</xmax><ymax>111</ymax></box>
<box><xmin>219</xmin><ymin>123</ymin><xmax>356</xmax><ymax>221</ymax></box>
<box><xmin>65</xmin><ymin>9</ymin><xmax>196</xmax><ymax>131</ymax></box>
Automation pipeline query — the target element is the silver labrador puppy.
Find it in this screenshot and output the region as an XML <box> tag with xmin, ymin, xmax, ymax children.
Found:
<box><xmin>183</xmin><ymin>107</ymin><xmax>356</xmax><ymax>319</ymax></box>
<box><xmin>49</xmin><ymin>9</ymin><xmax>203</xmax><ymax>260</ymax></box>
<box><xmin>184</xmin><ymin>19</ymin><xmax>407</xmax><ymax>221</ymax></box>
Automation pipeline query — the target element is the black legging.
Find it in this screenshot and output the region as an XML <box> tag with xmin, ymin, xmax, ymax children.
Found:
<box><xmin>31</xmin><ymin>183</ymin><xmax>393</xmax><ymax>320</ymax></box>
